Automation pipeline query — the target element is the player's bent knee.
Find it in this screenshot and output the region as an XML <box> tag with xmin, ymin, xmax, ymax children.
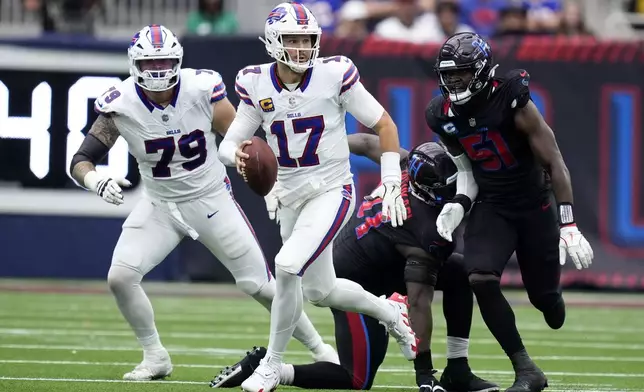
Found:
<box><xmin>303</xmin><ymin>285</ymin><xmax>333</xmax><ymax>307</ymax></box>
<box><xmin>404</xmin><ymin>258</ymin><xmax>440</xmax><ymax>287</ymax></box>
<box><xmin>235</xmin><ymin>278</ymin><xmax>265</xmax><ymax>297</ymax></box>
<box><xmin>468</xmin><ymin>272</ymin><xmax>501</xmax><ymax>290</ymax></box>
<box><xmin>274</xmin><ymin>250</ymin><xmax>304</xmax><ymax>276</ymax></box>
<box><xmin>106</xmin><ymin>265</ymin><xmax>143</xmax><ymax>294</ymax></box>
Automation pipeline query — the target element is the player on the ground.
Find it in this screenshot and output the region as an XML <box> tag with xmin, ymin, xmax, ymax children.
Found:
<box><xmin>211</xmin><ymin>134</ymin><xmax>500</xmax><ymax>392</ymax></box>
<box><xmin>217</xmin><ymin>3</ymin><xmax>416</xmax><ymax>392</ymax></box>
<box><xmin>425</xmin><ymin>32</ymin><xmax>594</xmax><ymax>392</ymax></box>
<box><xmin>70</xmin><ymin>24</ymin><xmax>338</xmax><ymax>382</ymax></box>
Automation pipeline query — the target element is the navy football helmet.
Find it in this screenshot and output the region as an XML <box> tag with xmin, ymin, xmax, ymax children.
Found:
<box><xmin>407</xmin><ymin>142</ymin><xmax>457</xmax><ymax>206</ymax></box>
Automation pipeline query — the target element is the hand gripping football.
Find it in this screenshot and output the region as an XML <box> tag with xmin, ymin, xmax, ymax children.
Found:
<box><xmin>241</xmin><ymin>136</ymin><xmax>278</xmax><ymax>196</ymax></box>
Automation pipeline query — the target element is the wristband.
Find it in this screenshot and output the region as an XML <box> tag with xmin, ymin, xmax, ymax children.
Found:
<box><xmin>83</xmin><ymin>171</ymin><xmax>100</xmax><ymax>192</ymax></box>
<box><xmin>381</xmin><ymin>151</ymin><xmax>401</xmax><ymax>185</ymax></box>
<box><xmin>558</xmin><ymin>202</ymin><xmax>575</xmax><ymax>226</ymax></box>
<box><xmin>452</xmin><ymin>194</ymin><xmax>472</xmax><ymax>212</ymax></box>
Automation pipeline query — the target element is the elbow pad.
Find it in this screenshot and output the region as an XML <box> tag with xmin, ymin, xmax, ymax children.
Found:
<box><xmin>70</xmin><ymin>134</ymin><xmax>109</xmax><ymax>173</ymax></box>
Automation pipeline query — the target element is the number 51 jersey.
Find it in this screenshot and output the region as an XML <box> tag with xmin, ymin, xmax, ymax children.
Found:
<box><xmin>234</xmin><ymin>57</ymin><xmax>362</xmax><ymax>207</ymax></box>
<box><xmin>94</xmin><ymin>68</ymin><xmax>228</xmax><ymax>202</ymax></box>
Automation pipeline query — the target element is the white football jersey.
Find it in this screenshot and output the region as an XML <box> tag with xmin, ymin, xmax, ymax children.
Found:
<box><xmin>94</xmin><ymin>68</ymin><xmax>228</xmax><ymax>202</ymax></box>
<box><xmin>234</xmin><ymin>56</ymin><xmax>363</xmax><ymax>206</ymax></box>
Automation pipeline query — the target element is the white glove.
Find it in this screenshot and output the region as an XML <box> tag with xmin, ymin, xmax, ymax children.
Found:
<box><xmin>366</xmin><ymin>182</ymin><xmax>407</xmax><ymax>227</ymax></box>
<box><xmin>264</xmin><ymin>188</ymin><xmax>279</xmax><ymax>224</ymax></box>
<box><xmin>559</xmin><ymin>225</ymin><xmax>593</xmax><ymax>270</ymax></box>
<box><xmin>84</xmin><ymin>171</ymin><xmax>132</xmax><ymax>206</ymax></box>
<box><xmin>436</xmin><ymin>202</ymin><xmax>465</xmax><ymax>242</ymax></box>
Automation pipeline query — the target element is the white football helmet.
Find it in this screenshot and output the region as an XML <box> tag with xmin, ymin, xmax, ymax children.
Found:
<box><xmin>128</xmin><ymin>25</ymin><xmax>183</xmax><ymax>92</ymax></box>
<box><xmin>259</xmin><ymin>2</ymin><xmax>322</xmax><ymax>73</ymax></box>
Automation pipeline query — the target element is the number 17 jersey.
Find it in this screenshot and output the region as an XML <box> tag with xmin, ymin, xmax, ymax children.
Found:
<box><xmin>94</xmin><ymin>68</ymin><xmax>228</xmax><ymax>202</ymax></box>
<box><xmin>234</xmin><ymin>57</ymin><xmax>363</xmax><ymax>207</ymax></box>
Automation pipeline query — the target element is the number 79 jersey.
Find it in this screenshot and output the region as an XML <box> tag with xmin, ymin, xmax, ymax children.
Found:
<box><xmin>94</xmin><ymin>68</ymin><xmax>228</xmax><ymax>202</ymax></box>
<box><xmin>234</xmin><ymin>56</ymin><xmax>368</xmax><ymax>206</ymax></box>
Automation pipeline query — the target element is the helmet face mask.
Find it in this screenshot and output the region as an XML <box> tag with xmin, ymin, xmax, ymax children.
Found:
<box><xmin>260</xmin><ymin>3</ymin><xmax>322</xmax><ymax>74</ymax></box>
<box><xmin>435</xmin><ymin>33</ymin><xmax>496</xmax><ymax>105</ymax></box>
<box><xmin>128</xmin><ymin>25</ymin><xmax>183</xmax><ymax>92</ymax></box>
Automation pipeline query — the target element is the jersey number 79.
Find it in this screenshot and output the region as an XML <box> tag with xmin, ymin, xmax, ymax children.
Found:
<box><xmin>270</xmin><ymin>115</ymin><xmax>325</xmax><ymax>167</ymax></box>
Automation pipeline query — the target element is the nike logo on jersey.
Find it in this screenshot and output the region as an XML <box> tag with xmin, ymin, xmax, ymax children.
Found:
<box><xmin>207</xmin><ymin>211</ymin><xmax>219</xmax><ymax>219</ymax></box>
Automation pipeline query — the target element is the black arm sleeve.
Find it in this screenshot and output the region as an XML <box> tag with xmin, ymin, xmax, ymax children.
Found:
<box><xmin>70</xmin><ymin>134</ymin><xmax>110</xmax><ymax>173</ymax></box>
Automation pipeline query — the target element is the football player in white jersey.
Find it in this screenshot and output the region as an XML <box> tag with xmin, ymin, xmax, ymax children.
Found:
<box><xmin>70</xmin><ymin>24</ymin><xmax>338</xmax><ymax>382</ymax></box>
<box><xmin>218</xmin><ymin>4</ymin><xmax>417</xmax><ymax>392</ymax></box>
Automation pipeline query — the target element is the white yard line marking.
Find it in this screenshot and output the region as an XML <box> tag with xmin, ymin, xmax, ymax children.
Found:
<box><xmin>0</xmin><ymin>377</ymin><xmax>641</xmax><ymax>392</ymax></box>
<box><xmin>1</xmin><ymin>328</ymin><xmax>642</xmax><ymax>350</ymax></box>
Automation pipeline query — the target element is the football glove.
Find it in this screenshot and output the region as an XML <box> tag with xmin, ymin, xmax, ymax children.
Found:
<box><xmin>366</xmin><ymin>182</ymin><xmax>407</xmax><ymax>227</ymax></box>
<box><xmin>264</xmin><ymin>187</ymin><xmax>279</xmax><ymax>224</ymax></box>
<box><xmin>436</xmin><ymin>202</ymin><xmax>465</xmax><ymax>242</ymax></box>
<box><xmin>559</xmin><ymin>225</ymin><xmax>593</xmax><ymax>270</ymax></box>
<box><xmin>84</xmin><ymin>171</ymin><xmax>131</xmax><ymax>206</ymax></box>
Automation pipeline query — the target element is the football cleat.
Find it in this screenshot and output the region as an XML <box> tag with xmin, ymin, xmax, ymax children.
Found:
<box><xmin>440</xmin><ymin>360</ymin><xmax>500</xmax><ymax>392</ymax></box>
<box><xmin>418</xmin><ymin>372</ymin><xmax>446</xmax><ymax>392</ymax></box>
<box><xmin>311</xmin><ymin>343</ymin><xmax>340</xmax><ymax>364</ymax></box>
<box><xmin>240</xmin><ymin>357</ymin><xmax>280</xmax><ymax>392</ymax></box>
<box><xmin>381</xmin><ymin>293</ymin><xmax>418</xmax><ymax>360</ymax></box>
<box><xmin>123</xmin><ymin>349</ymin><xmax>172</xmax><ymax>381</ymax></box>
<box><xmin>210</xmin><ymin>346</ymin><xmax>266</xmax><ymax>388</ymax></box>
<box><xmin>505</xmin><ymin>369</ymin><xmax>548</xmax><ymax>392</ymax></box>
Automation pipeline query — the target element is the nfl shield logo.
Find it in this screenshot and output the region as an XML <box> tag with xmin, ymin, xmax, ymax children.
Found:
<box><xmin>162</xmin><ymin>114</ymin><xmax>169</xmax><ymax>122</ymax></box>
<box><xmin>469</xmin><ymin>118</ymin><xmax>476</xmax><ymax>127</ymax></box>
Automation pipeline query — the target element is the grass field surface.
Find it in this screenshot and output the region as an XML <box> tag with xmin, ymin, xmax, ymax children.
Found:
<box><xmin>0</xmin><ymin>279</ymin><xmax>643</xmax><ymax>392</ymax></box>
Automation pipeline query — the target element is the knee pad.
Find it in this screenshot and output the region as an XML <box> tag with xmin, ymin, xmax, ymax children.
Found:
<box><xmin>404</xmin><ymin>258</ymin><xmax>440</xmax><ymax>287</ymax></box>
<box><xmin>235</xmin><ymin>277</ymin><xmax>266</xmax><ymax>297</ymax></box>
<box><xmin>107</xmin><ymin>265</ymin><xmax>142</xmax><ymax>294</ymax></box>
<box><xmin>468</xmin><ymin>272</ymin><xmax>501</xmax><ymax>294</ymax></box>
<box><xmin>528</xmin><ymin>291</ymin><xmax>562</xmax><ymax>313</ymax></box>
<box><xmin>303</xmin><ymin>284</ymin><xmax>334</xmax><ymax>306</ymax></box>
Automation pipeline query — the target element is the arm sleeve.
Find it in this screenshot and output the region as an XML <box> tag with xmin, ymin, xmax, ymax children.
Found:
<box><xmin>218</xmin><ymin>101</ymin><xmax>263</xmax><ymax>166</ymax></box>
<box><xmin>448</xmin><ymin>152</ymin><xmax>478</xmax><ymax>202</ymax></box>
<box><xmin>342</xmin><ymin>82</ymin><xmax>385</xmax><ymax>129</ymax></box>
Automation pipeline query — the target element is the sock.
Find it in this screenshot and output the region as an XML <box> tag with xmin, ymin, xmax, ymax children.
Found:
<box><xmin>252</xmin><ymin>279</ymin><xmax>324</xmax><ymax>353</ymax></box>
<box><xmin>265</xmin><ymin>269</ymin><xmax>303</xmax><ymax>367</ymax></box>
<box><xmin>108</xmin><ymin>266</ymin><xmax>164</xmax><ymax>353</ymax></box>
<box><xmin>280</xmin><ymin>363</ymin><xmax>295</xmax><ymax>385</ymax></box>
<box><xmin>317</xmin><ymin>278</ymin><xmax>396</xmax><ymax>324</ymax></box>
<box><xmin>446</xmin><ymin>336</ymin><xmax>469</xmax><ymax>359</ymax></box>
<box><xmin>292</xmin><ymin>362</ymin><xmax>355</xmax><ymax>389</ymax></box>
<box><xmin>471</xmin><ymin>279</ymin><xmax>525</xmax><ymax>356</ymax></box>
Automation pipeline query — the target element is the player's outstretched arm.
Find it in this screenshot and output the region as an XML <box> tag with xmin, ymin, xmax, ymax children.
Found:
<box><xmin>211</xmin><ymin>97</ymin><xmax>237</xmax><ymax>137</ymax></box>
<box><xmin>342</xmin><ymin>82</ymin><xmax>407</xmax><ymax>226</ymax></box>
<box><xmin>70</xmin><ymin>114</ymin><xmax>131</xmax><ymax>205</ymax></box>
<box><xmin>347</xmin><ymin>133</ymin><xmax>409</xmax><ymax>163</ymax></box>
<box><xmin>515</xmin><ymin>100</ymin><xmax>593</xmax><ymax>269</ymax></box>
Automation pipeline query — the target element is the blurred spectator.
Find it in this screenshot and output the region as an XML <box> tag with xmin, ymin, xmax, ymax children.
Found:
<box><xmin>493</xmin><ymin>0</ymin><xmax>529</xmax><ymax>37</ymax></box>
<box><xmin>335</xmin><ymin>0</ymin><xmax>369</xmax><ymax>39</ymax></box>
<box><xmin>459</xmin><ymin>0</ymin><xmax>499</xmax><ymax>37</ymax></box>
<box><xmin>373</xmin><ymin>0</ymin><xmax>436</xmax><ymax>43</ymax></box>
<box><xmin>295</xmin><ymin>0</ymin><xmax>346</xmax><ymax>33</ymax></box>
<box><xmin>186</xmin><ymin>0</ymin><xmax>238</xmax><ymax>36</ymax></box>
<box><xmin>35</xmin><ymin>0</ymin><xmax>101</xmax><ymax>35</ymax></box>
<box><xmin>557</xmin><ymin>1</ymin><xmax>591</xmax><ymax>37</ymax></box>
<box><xmin>526</xmin><ymin>0</ymin><xmax>562</xmax><ymax>34</ymax></box>
<box><xmin>426</xmin><ymin>0</ymin><xmax>474</xmax><ymax>42</ymax></box>
<box><xmin>627</xmin><ymin>0</ymin><xmax>644</xmax><ymax>13</ymax></box>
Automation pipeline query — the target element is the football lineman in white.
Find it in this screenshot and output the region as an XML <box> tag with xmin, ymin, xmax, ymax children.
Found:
<box><xmin>70</xmin><ymin>24</ymin><xmax>337</xmax><ymax>382</ymax></box>
<box><xmin>218</xmin><ymin>4</ymin><xmax>417</xmax><ymax>392</ymax></box>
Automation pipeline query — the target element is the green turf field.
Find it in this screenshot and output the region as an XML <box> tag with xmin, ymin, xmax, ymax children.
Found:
<box><xmin>0</xmin><ymin>280</ymin><xmax>643</xmax><ymax>392</ymax></box>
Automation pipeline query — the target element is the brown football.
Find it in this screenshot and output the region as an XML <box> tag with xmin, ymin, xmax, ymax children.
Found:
<box><xmin>242</xmin><ymin>136</ymin><xmax>278</xmax><ymax>196</ymax></box>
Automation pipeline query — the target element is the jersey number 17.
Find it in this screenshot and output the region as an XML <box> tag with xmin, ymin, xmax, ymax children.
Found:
<box><xmin>270</xmin><ymin>115</ymin><xmax>325</xmax><ymax>167</ymax></box>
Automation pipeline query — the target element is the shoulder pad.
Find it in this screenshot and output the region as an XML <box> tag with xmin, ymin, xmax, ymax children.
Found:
<box><xmin>186</xmin><ymin>68</ymin><xmax>227</xmax><ymax>103</ymax></box>
<box><xmin>235</xmin><ymin>65</ymin><xmax>264</xmax><ymax>108</ymax></box>
<box><xmin>497</xmin><ymin>69</ymin><xmax>531</xmax><ymax>109</ymax></box>
<box><xmin>94</xmin><ymin>80</ymin><xmax>128</xmax><ymax>116</ymax></box>
<box><xmin>319</xmin><ymin>55</ymin><xmax>360</xmax><ymax>95</ymax></box>
<box><xmin>425</xmin><ymin>95</ymin><xmax>448</xmax><ymax>130</ymax></box>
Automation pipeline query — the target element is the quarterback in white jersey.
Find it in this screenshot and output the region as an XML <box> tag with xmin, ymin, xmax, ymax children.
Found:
<box><xmin>70</xmin><ymin>24</ymin><xmax>337</xmax><ymax>382</ymax></box>
<box><xmin>218</xmin><ymin>4</ymin><xmax>417</xmax><ymax>392</ymax></box>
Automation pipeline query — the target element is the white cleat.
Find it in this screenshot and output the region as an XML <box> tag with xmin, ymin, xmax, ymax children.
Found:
<box><xmin>123</xmin><ymin>350</ymin><xmax>173</xmax><ymax>381</ymax></box>
<box><xmin>241</xmin><ymin>358</ymin><xmax>280</xmax><ymax>392</ymax></box>
<box><xmin>312</xmin><ymin>343</ymin><xmax>340</xmax><ymax>365</ymax></box>
<box><xmin>381</xmin><ymin>292</ymin><xmax>418</xmax><ymax>361</ymax></box>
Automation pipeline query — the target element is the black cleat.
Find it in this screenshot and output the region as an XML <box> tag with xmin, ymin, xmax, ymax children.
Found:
<box><xmin>440</xmin><ymin>362</ymin><xmax>500</xmax><ymax>392</ymax></box>
<box><xmin>505</xmin><ymin>369</ymin><xmax>548</xmax><ymax>392</ymax></box>
<box><xmin>209</xmin><ymin>346</ymin><xmax>266</xmax><ymax>388</ymax></box>
<box><xmin>418</xmin><ymin>371</ymin><xmax>447</xmax><ymax>392</ymax></box>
